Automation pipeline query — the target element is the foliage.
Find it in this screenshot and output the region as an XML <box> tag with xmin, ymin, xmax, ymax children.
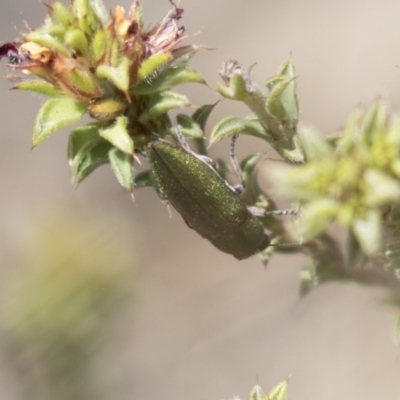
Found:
<box><xmin>2</xmin><ymin>0</ymin><xmax>400</xmax><ymax>332</ymax></box>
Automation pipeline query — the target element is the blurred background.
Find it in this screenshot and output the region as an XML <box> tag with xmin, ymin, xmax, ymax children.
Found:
<box><xmin>1</xmin><ymin>0</ymin><xmax>400</xmax><ymax>399</ymax></box>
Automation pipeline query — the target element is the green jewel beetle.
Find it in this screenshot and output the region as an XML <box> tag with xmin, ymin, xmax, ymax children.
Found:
<box><xmin>146</xmin><ymin>138</ymin><xmax>272</xmax><ymax>260</ymax></box>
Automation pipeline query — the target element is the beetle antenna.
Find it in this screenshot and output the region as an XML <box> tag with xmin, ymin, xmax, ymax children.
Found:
<box><xmin>248</xmin><ymin>206</ymin><xmax>299</xmax><ymax>217</ymax></box>
<box><xmin>230</xmin><ymin>135</ymin><xmax>245</xmax><ymax>193</ymax></box>
<box><xmin>264</xmin><ymin>209</ymin><xmax>298</xmax><ymax>216</ymax></box>
<box><xmin>269</xmin><ymin>240</ymin><xmax>302</xmax><ymax>248</ymax></box>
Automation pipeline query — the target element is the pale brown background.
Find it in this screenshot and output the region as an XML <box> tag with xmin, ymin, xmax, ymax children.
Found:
<box><xmin>1</xmin><ymin>0</ymin><xmax>400</xmax><ymax>399</ymax></box>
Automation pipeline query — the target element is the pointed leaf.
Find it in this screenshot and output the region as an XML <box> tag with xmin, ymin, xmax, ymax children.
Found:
<box><xmin>137</xmin><ymin>53</ymin><xmax>172</xmax><ymax>82</ymax></box>
<box><xmin>65</xmin><ymin>29</ymin><xmax>89</xmax><ymax>54</ymax></box>
<box><xmin>298</xmin><ymin>126</ymin><xmax>333</xmax><ymax>162</ymax></box>
<box><xmin>74</xmin><ymin>140</ymin><xmax>112</xmax><ymax>183</ymax></box>
<box><xmin>241</xmin><ymin>154</ymin><xmax>262</xmax><ymax>186</ymax></box>
<box><xmin>97</xmin><ymin>57</ymin><xmax>131</xmax><ymax>93</ymax></box>
<box><xmin>134</xmin><ymin>169</ymin><xmax>154</xmax><ymax>188</ymax></box>
<box><xmin>131</xmin><ymin>65</ymin><xmax>205</xmax><ymax>95</ymax></box>
<box><xmin>210</xmin><ymin>116</ymin><xmax>267</xmax><ymax>144</ymax></box>
<box><xmin>248</xmin><ymin>385</ymin><xmax>265</xmax><ymax>400</ymax></box>
<box><xmin>53</xmin><ymin>2</ymin><xmax>74</xmax><ymax>28</ymax></box>
<box><xmin>68</xmin><ymin>123</ymin><xmax>110</xmax><ymax>183</ymax></box>
<box><xmin>266</xmin><ymin>76</ymin><xmax>298</xmax><ymax>122</ymax></box>
<box><xmin>91</xmin><ymin>29</ymin><xmax>108</xmax><ymax>62</ymax></box>
<box><xmin>278</xmin><ymin>58</ymin><xmax>296</xmax><ymax>78</ymax></box>
<box><xmin>109</xmin><ymin>148</ymin><xmax>134</xmax><ymax>191</ymax></box>
<box><xmin>74</xmin><ymin>0</ymin><xmax>100</xmax><ymax>34</ymax></box>
<box><xmin>363</xmin><ymin>169</ymin><xmax>400</xmax><ymax>206</ymax></box>
<box><xmin>266</xmin><ymin>76</ymin><xmax>287</xmax><ymax>92</ymax></box>
<box><xmin>192</xmin><ymin>103</ymin><xmax>218</xmax><ymax>131</ymax></box>
<box><xmin>99</xmin><ymin>116</ymin><xmax>134</xmax><ymax>154</ymax></box>
<box><xmin>175</xmin><ymin>114</ymin><xmax>203</xmax><ymax>138</ymax></box>
<box><xmin>13</xmin><ymin>81</ymin><xmax>62</xmax><ymax>97</ymax></box>
<box><xmin>33</xmin><ymin>98</ymin><xmax>87</xmax><ymax>146</ymax></box>
<box><xmin>240</xmin><ymin>154</ymin><xmax>265</xmax><ymax>204</ymax></box>
<box><xmin>65</xmin><ymin>65</ymin><xmax>102</xmax><ymax>98</ymax></box>
<box><xmin>89</xmin><ymin>0</ymin><xmax>109</xmax><ymax>25</ymax></box>
<box><xmin>266</xmin><ymin>380</ymin><xmax>289</xmax><ymax>400</ymax></box>
<box><xmin>293</xmin><ymin>199</ymin><xmax>339</xmax><ymax>241</ymax></box>
<box><xmin>299</xmin><ymin>260</ymin><xmax>318</xmax><ymax>296</ymax></box>
<box><xmin>217</xmin><ymin>71</ymin><xmax>249</xmax><ymax>100</ymax></box>
<box><xmin>139</xmin><ymin>91</ymin><xmax>190</xmax><ymax>123</ymax></box>
<box><xmin>68</xmin><ymin>122</ymin><xmax>102</xmax><ymax>163</ymax></box>
<box><xmin>88</xmin><ymin>98</ymin><xmax>127</xmax><ymax>121</ymax></box>
<box><xmin>352</xmin><ymin>210</ymin><xmax>382</xmax><ymax>255</ymax></box>
<box><xmin>259</xmin><ymin>245</ymin><xmax>275</xmax><ymax>267</ymax></box>
<box><xmin>26</xmin><ymin>31</ymin><xmax>70</xmax><ymax>57</ymax></box>
<box><xmin>346</xmin><ymin>229</ymin><xmax>366</xmax><ymax>269</ymax></box>
<box><xmin>170</xmin><ymin>45</ymin><xmax>200</xmax><ymax>67</ymax></box>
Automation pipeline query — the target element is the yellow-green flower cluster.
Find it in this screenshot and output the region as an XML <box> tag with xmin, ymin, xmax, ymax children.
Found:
<box><xmin>0</xmin><ymin>0</ymin><xmax>205</xmax><ymax>190</ymax></box>
<box><xmin>271</xmin><ymin>100</ymin><xmax>400</xmax><ymax>256</ymax></box>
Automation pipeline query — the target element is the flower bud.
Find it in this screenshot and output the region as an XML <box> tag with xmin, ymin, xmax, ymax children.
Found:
<box><xmin>88</xmin><ymin>98</ymin><xmax>127</xmax><ymax>121</ymax></box>
<box><xmin>52</xmin><ymin>55</ymin><xmax>103</xmax><ymax>99</ymax></box>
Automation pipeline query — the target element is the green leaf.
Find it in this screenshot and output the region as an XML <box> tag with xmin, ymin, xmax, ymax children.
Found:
<box><xmin>88</xmin><ymin>98</ymin><xmax>127</xmax><ymax>121</ymax></box>
<box><xmin>175</xmin><ymin>114</ymin><xmax>203</xmax><ymax>138</ymax></box>
<box><xmin>73</xmin><ymin>0</ymin><xmax>91</xmax><ymax>19</ymax></box>
<box><xmin>266</xmin><ymin>379</ymin><xmax>289</xmax><ymax>400</ymax></box>
<box><xmin>74</xmin><ymin>140</ymin><xmax>112</xmax><ymax>182</ymax></box>
<box><xmin>240</xmin><ymin>154</ymin><xmax>265</xmax><ymax>204</ymax></box>
<box><xmin>96</xmin><ymin>57</ymin><xmax>131</xmax><ymax>93</ymax></box>
<box><xmin>134</xmin><ymin>169</ymin><xmax>154</xmax><ymax>188</ymax></box>
<box><xmin>259</xmin><ymin>245</ymin><xmax>275</xmax><ymax>267</ymax></box>
<box><xmin>248</xmin><ymin>385</ymin><xmax>265</xmax><ymax>400</ymax></box>
<box><xmin>352</xmin><ymin>210</ymin><xmax>382</xmax><ymax>255</ymax></box>
<box><xmin>109</xmin><ymin>148</ymin><xmax>134</xmax><ymax>191</ymax></box>
<box><xmin>139</xmin><ymin>91</ymin><xmax>190</xmax><ymax>123</ymax></box>
<box><xmin>89</xmin><ymin>0</ymin><xmax>109</xmax><ymax>25</ymax></box>
<box><xmin>131</xmin><ymin>65</ymin><xmax>205</xmax><ymax>95</ymax></box>
<box><xmin>266</xmin><ymin>76</ymin><xmax>298</xmax><ymax>123</ymax></box>
<box><xmin>91</xmin><ymin>29</ymin><xmax>108</xmax><ymax>62</ymax></box>
<box><xmin>217</xmin><ymin>71</ymin><xmax>249</xmax><ymax>100</ymax></box>
<box><xmin>241</xmin><ymin>154</ymin><xmax>262</xmax><ymax>186</ymax></box>
<box><xmin>68</xmin><ymin>122</ymin><xmax>112</xmax><ymax>183</ymax></box>
<box><xmin>298</xmin><ymin>126</ymin><xmax>333</xmax><ymax>162</ymax></box>
<box><xmin>137</xmin><ymin>53</ymin><xmax>172</xmax><ymax>82</ymax></box>
<box><xmin>73</xmin><ymin>0</ymin><xmax>100</xmax><ymax>34</ymax></box>
<box><xmin>52</xmin><ymin>2</ymin><xmax>74</xmax><ymax>28</ymax></box>
<box><xmin>215</xmin><ymin>157</ymin><xmax>229</xmax><ymax>180</ymax></box>
<box><xmin>64</xmin><ymin>28</ymin><xmax>89</xmax><ymax>54</ymax></box>
<box><xmin>12</xmin><ymin>81</ymin><xmax>62</xmax><ymax>97</ymax></box>
<box><xmin>99</xmin><ymin>116</ymin><xmax>133</xmax><ymax>154</ymax></box>
<box><xmin>293</xmin><ymin>199</ymin><xmax>339</xmax><ymax>241</ymax></box>
<box><xmin>277</xmin><ymin>58</ymin><xmax>296</xmax><ymax>79</ymax></box>
<box><xmin>68</xmin><ymin>122</ymin><xmax>102</xmax><ymax>163</ymax></box>
<box><xmin>68</xmin><ymin>67</ymin><xmax>102</xmax><ymax>98</ymax></box>
<box><xmin>210</xmin><ymin>116</ymin><xmax>267</xmax><ymax>144</ymax></box>
<box><xmin>26</xmin><ymin>31</ymin><xmax>70</xmax><ymax>57</ymax></box>
<box><xmin>33</xmin><ymin>98</ymin><xmax>87</xmax><ymax>147</ymax></box>
<box><xmin>299</xmin><ymin>261</ymin><xmax>318</xmax><ymax>296</ymax></box>
<box><xmin>362</xmin><ymin>100</ymin><xmax>388</xmax><ymax>143</ymax></box>
<box><xmin>363</xmin><ymin>169</ymin><xmax>400</xmax><ymax>206</ymax></box>
<box><xmin>346</xmin><ymin>229</ymin><xmax>366</xmax><ymax>269</ymax></box>
<box><xmin>170</xmin><ymin>45</ymin><xmax>200</xmax><ymax>67</ymax></box>
<box><xmin>192</xmin><ymin>103</ymin><xmax>218</xmax><ymax>131</ymax></box>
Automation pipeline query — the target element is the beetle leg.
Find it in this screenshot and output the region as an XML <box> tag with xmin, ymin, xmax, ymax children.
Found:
<box><xmin>230</xmin><ymin>135</ymin><xmax>245</xmax><ymax>194</ymax></box>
